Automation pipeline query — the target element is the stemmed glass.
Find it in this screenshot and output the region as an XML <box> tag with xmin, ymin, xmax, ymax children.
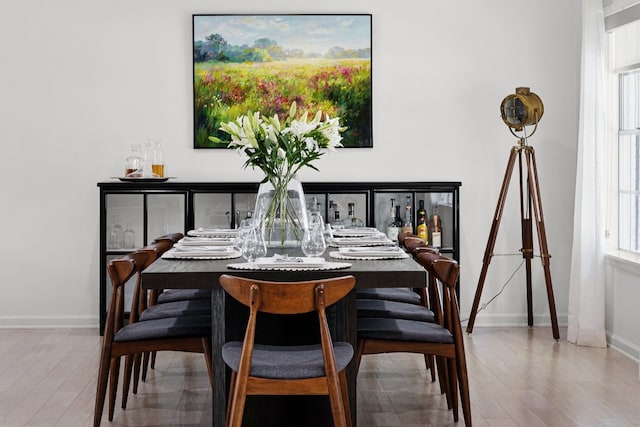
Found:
<box><xmin>301</xmin><ymin>211</ymin><xmax>327</xmax><ymax>257</ymax></box>
<box><xmin>242</xmin><ymin>225</ymin><xmax>267</xmax><ymax>263</ymax></box>
<box><xmin>234</xmin><ymin>219</ymin><xmax>252</xmax><ymax>252</ymax></box>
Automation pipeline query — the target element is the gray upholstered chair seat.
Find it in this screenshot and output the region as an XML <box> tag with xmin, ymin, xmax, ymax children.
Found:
<box><xmin>156</xmin><ymin>288</ymin><xmax>211</xmax><ymax>303</ymax></box>
<box><xmin>139</xmin><ymin>298</ymin><xmax>211</xmax><ymax>321</ymax></box>
<box><xmin>357</xmin><ymin>317</ymin><xmax>453</xmax><ymax>343</ymax></box>
<box><xmin>114</xmin><ymin>315</ymin><xmax>211</xmax><ymax>342</ymax></box>
<box><xmin>356</xmin><ymin>288</ymin><xmax>422</xmax><ymax>305</ymax></box>
<box><xmin>357</xmin><ymin>299</ymin><xmax>435</xmax><ymax>322</ymax></box>
<box><xmin>222</xmin><ymin>342</ymin><xmax>353</xmax><ymax>379</ymax></box>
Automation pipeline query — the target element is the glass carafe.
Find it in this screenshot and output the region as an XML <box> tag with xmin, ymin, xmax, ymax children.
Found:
<box><xmin>123</xmin><ymin>223</ymin><xmax>136</xmax><ymax>249</ymax></box>
<box><xmin>108</xmin><ymin>215</ymin><xmax>123</xmax><ymax>249</ymax></box>
<box><xmin>125</xmin><ymin>145</ymin><xmax>142</xmax><ymax>177</ymax></box>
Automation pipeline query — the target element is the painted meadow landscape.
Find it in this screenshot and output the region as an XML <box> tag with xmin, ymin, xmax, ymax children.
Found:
<box><xmin>193</xmin><ymin>14</ymin><xmax>372</xmax><ymax>148</ymax></box>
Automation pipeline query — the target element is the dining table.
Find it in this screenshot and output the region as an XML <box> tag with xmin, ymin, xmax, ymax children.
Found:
<box><xmin>141</xmin><ymin>246</ymin><xmax>427</xmax><ymax>427</ymax></box>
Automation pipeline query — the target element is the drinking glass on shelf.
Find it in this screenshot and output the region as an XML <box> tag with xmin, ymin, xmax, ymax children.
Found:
<box><xmin>123</xmin><ymin>223</ymin><xmax>135</xmax><ymax>249</ymax></box>
<box><xmin>108</xmin><ymin>215</ymin><xmax>123</xmax><ymax>249</ymax></box>
<box><xmin>302</xmin><ymin>212</ymin><xmax>326</xmax><ymax>257</ymax></box>
<box><xmin>242</xmin><ymin>225</ymin><xmax>267</xmax><ymax>262</ymax></box>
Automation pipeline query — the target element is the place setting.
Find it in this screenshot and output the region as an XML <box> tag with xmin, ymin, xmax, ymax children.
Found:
<box><xmin>328</xmin><ymin>245</ymin><xmax>409</xmax><ymax>261</ymax></box>
<box><xmin>162</xmin><ymin>229</ymin><xmax>241</xmax><ymax>259</ymax></box>
<box><xmin>227</xmin><ymin>212</ymin><xmax>351</xmax><ymax>271</ymax></box>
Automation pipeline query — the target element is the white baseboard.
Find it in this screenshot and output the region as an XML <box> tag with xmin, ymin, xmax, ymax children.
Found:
<box><xmin>0</xmin><ymin>316</ymin><xmax>98</xmax><ymax>329</ymax></box>
<box><xmin>460</xmin><ymin>312</ymin><xmax>569</xmax><ymax>328</ymax></box>
<box><xmin>607</xmin><ymin>332</ymin><xmax>640</xmax><ymax>363</ymax></box>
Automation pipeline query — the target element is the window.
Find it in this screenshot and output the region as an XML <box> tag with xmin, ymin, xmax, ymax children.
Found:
<box><xmin>618</xmin><ymin>71</ymin><xmax>640</xmax><ymax>252</ymax></box>
<box><xmin>606</xmin><ymin>2</ymin><xmax>640</xmax><ymax>255</ymax></box>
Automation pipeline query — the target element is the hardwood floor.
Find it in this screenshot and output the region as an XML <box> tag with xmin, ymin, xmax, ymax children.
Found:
<box><xmin>0</xmin><ymin>327</ymin><xmax>639</xmax><ymax>426</ymax></box>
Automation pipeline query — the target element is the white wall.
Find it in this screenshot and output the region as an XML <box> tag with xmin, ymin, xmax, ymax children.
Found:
<box><xmin>0</xmin><ymin>0</ymin><xmax>582</xmax><ymax>328</ymax></box>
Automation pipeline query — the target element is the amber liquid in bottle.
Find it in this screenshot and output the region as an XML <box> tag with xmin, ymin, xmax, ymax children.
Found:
<box><xmin>152</xmin><ymin>164</ymin><xmax>164</xmax><ymax>177</ymax></box>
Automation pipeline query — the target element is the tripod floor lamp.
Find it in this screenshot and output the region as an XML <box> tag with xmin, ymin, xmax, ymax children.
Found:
<box><xmin>465</xmin><ymin>87</ymin><xmax>560</xmax><ymax>340</ymax></box>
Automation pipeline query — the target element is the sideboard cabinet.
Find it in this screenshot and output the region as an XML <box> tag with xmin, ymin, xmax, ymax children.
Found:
<box><xmin>97</xmin><ymin>180</ymin><xmax>461</xmax><ymax>334</ymax></box>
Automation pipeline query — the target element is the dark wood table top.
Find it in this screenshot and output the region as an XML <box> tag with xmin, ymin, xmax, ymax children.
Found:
<box><xmin>142</xmin><ymin>249</ymin><xmax>426</xmax><ymax>290</ymax></box>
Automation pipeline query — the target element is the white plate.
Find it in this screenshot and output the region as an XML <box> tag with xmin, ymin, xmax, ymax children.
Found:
<box><xmin>329</xmin><ymin>250</ymin><xmax>409</xmax><ymax>261</ymax></box>
<box><xmin>338</xmin><ymin>246</ymin><xmax>405</xmax><ymax>257</ymax></box>
<box><xmin>173</xmin><ymin>246</ymin><xmax>235</xmax><ymax>254</ymax></box>
<box><xmin>254</xmin><ymin>256</ymin><xmax>327</xmax><ymax>268</ymax></box>
<box><xmin>331</xmin><ymin>228</ymin><xmax>383</xmax><ymax>238</ymax></box>
<box><xmin>187</xmin><ymin>228</ymin><xmax>238</xmax><ymax>238</ymax></box>
<box><xmin>328</xmin><ymin>237</ymin><xmax>393</xmax><ymax>247</ymax></box>
<box><xmin>162</xmin><ymin>248</ymin><xmax>242</xmax><ymax>260</ymax></box>
<box><xmin>177</xmin><ymin>237</ymin><xmax>234</xmax><ymax>246</ymax></box>
<box><xmin>227</xmin><ymin>260</ymin><xmax>352</xmax><ymax>271</ymax></box>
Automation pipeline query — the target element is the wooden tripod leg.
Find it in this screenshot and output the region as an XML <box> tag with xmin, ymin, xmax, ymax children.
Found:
<box><xmin>518</xmin><ymin>150</ymin><xmax>535</xmax><ymax>327</ymax></box>
<box><xmin>466</xmin><ymin>147</ymin><xmax>520</xmax><ymax>334</ymax></box>
<box><xmin>525</xmin><ymin>148</ymin><xmax>560</xmax><ymax>340</ymax></box>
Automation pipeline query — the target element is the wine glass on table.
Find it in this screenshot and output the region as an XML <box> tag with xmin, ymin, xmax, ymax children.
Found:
<box><xmin>302</xmin><ymin>212</ymin><xmax>327</xmax><ymax>257</ymax></box>
<box><xmin>242</xmin><ymin>225</ymin><xmax>267</xmax><ymax>263</ymax></box>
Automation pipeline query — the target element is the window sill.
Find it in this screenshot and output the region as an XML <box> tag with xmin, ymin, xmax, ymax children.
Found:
<box><xmin>605</xmin><ymin>250</ymin><xmax>640</xmax><ymax>276</ymax></box>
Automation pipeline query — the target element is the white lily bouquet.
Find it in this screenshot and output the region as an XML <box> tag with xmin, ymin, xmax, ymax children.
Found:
<box><xmin>211</xmin><ymin>102</ymin><xmax>345</xmax><ymax>244</ymax></box>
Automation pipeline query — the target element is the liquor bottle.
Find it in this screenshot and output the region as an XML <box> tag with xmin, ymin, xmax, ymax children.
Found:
<box><xmin>151</xmin><ymin>140</ymin><xmax>164</xmax><ymax>177</ymax></box>
<box><xmin>401</xmin><ymin>196</ymin><xmax>413</xmax><ymax>234</ymax></box>
<box><xmin>386</xmin><ymin>198</ymin><xmax>399</xmax><ymax>241</ymax></box>
<box><xmin>330</xmin><ymin>201</ymin><xmax>342</xmax><ymax>228</ymax></box>
<box><xmin>416</xmin><ymin>200</ymin><xmax>428</xmax><ymax>243</ymax></box>
<box><xmin>124</xmin><ymin>144</ymin><xmax>142</xmax><ymax>177</ymax></box>
<box><xmin>343</xmin><ymin>202</ymin><xmax>365</xmax><ymax>228</ymax></box>
<box><xmin>430</xmin><ymin>213</ymin><xmax>442</xmax><ymax>248</ymax></box>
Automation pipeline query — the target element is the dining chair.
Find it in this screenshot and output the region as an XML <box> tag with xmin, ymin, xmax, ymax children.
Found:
<box><xmin>356</xmin><ymin>231</ymin><xmax>441</xmax><ymax>382</ymax></box>
<box><xmin>355</xmin><ymin>251</ymin><xmax>471</xmax><ymax>426</ymax></box>
<box><xmin>123</xmin><ymin>241</ymin><xmax>211</xmax><ymax>403</ymax></box>
<box><xmin>150</xmin><ymin>232</ymin><xmax>212</xmax><ymax>304</ymax></box>
<box><xmin>219</xmin><ymin>274</ymin><xmax>356</xmax><ymax>427</ymax></box>
<box><xmin>93</xmin><ymin>249</ymin><xmax>213</xmax><ymax>427</ymax></box>
<box><xmin>139</xmin><ymin>233</ymin><xmax>211</xmax><ymax>382</ymax></box>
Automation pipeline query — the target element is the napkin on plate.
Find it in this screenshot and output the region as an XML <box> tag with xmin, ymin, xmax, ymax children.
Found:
<box><xmin>254</xmin><ymin>255</ymin><xmax>326</xmax><ymax>268</ymax></box>
<box><xmin>177</xmin><ymin>236</ymin><xmax>234</xmax><ymax>246</ymax></box>
<box><xmin>338</xmin><ymin>246</ymin><xmax>404</xmax><ymax>257</ymax></box>
<box><xmin>173</xmin><ymin>246</ymin><xmax>235</xmax><ymax>253</ymax></box>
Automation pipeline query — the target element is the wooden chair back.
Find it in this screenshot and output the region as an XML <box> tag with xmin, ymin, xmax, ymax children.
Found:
<box><xmin>220</xmin><ymin>274</ymin><xmax>355</xmax><ymax>315</ymax></box>
<box><xmin>219</xmin><ymin>274</ymin><xmax>356</xmax><ymax>427</ymax></box>
<box><xmin>152</xmin><ymin>232</ymin><xmax>184</xmax><ymax>244</ymax></box>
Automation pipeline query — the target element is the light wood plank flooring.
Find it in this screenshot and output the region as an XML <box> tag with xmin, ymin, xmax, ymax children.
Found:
<box><xmin>0</xmin><ymin>327</ymin><xmax>639</xmax><ymax>426</ymax></box>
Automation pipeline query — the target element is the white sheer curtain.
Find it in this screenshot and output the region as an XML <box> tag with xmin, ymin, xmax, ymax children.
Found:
<box><xmin>567</xmin><ymin>0</ymin><xmax>607</xmax><ymax>347</ymax></box>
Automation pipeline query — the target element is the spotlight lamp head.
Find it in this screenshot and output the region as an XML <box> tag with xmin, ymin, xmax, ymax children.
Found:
<box><xmin>500</xmin><ymin>87</ymin><xmax>544</xmax><ymax>137</ymax></box>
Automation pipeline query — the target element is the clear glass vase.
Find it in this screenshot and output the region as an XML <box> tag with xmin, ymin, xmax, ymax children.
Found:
<box><xmin>253</xmin><ymin>175</ymin><xmax>309</xmax><ymax>248</ymax></box>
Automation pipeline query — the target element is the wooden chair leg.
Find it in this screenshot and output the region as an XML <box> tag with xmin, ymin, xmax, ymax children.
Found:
<box><xmin>447</xmin><ymin>357</ymin><xmax>459</xmax><ymax>422</ymax></box>
<box><xmin>202</xmin><ymin>337</ymin><xmax>214</xmax><ymax>388</ymax></box>
<box><xmin>132</xmin><ymin>353</ymin><xmax>141</xmax><ymax>393</ymax></box>
<box><xmin>93</xmin><ymin>350</ymin><xmax>111</xmax><ymax>427</ymax></box>
<box><xmin>150</xmin><ymin>350</ymin><xmax>157</xmax><ymax>369</ymax></box>
<box><xmin>121</xmin><ymin>354</ymin><xmax>134</xmax><ymax>409</ymax></box>
<box><xmin>455</xmin><ymin>347</ymin><xmax>472</xmax><ymax>426</ymax></box>
<box><xmin>437</xmin><ymin>355</ymin><xmax>451</xmax><ymax>409</ymax></box>
<box><xmin>141</xmin><ymin>351</ymin><xmax>150</xmax><ymax>381</ymax></box>
<box><xmin>108</xmin><ymin>357</ymin><xmax>121</xmax><ymax>421</ymax></box>
<box><xmin>226</xmin><ymin>371</ymin><xmax>237</xmax><ymax>426</ymax></box>
<box><xmin>355</xmin><ymin>339</ymin><xmax>365</xmax><ymax>374</ymax></box>
<box><xmin>327</xmin><ymin>372</ymin><xmax>348</xmax><ymax>427</ymax></box>
<box><xmin>425</xmin><ymin>354</ymin><xmax>436</xmax><ymax>382</ymax></box>
<box><xmin>339</xmin><ymin>370</ymin><xmax>352</xmax><ymax>427</ymax></box>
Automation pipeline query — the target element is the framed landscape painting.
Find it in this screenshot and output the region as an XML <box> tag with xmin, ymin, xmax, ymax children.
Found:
<box><xmin>192</xmin><ymin>14</ymin><xmax>372</xmax><ymax>148</ymax></box>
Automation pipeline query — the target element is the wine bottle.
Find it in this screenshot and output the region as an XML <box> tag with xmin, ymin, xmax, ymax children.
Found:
<box><xmin>386</xmin><ymin>198</ymin><xmax>399</xmax><ymax>241</ymax></box>
<box><xmin>430</xmin><ymin>213</ymin><xmax>442</xmax><ymax>248</ymax></box>
<box><xmin>416</xmin><ymin>200</ymin><xmax>428</xmax><ymax>243</ymax></box>
<box><xmin>401</xmin><ymin>196</ymin><xmax>413</xmax><ymax>234</ymax></box>
<box><xmin>343</xmin><ymin>202</ymin><xmax>364</xmax><ymax>228</ymax></box>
